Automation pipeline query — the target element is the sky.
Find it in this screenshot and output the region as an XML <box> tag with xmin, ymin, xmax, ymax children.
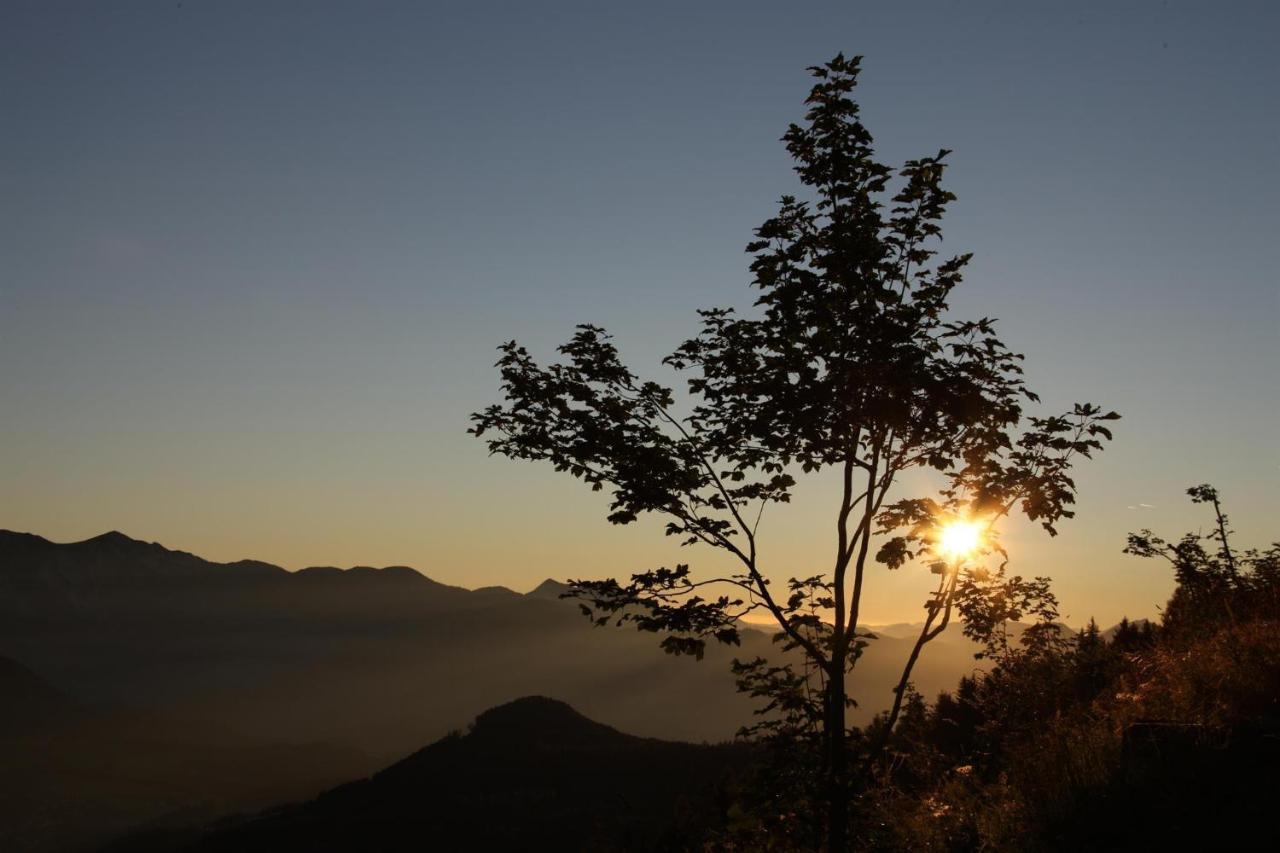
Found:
<box><xmin>2</xmin><ymin>1</ymin><xmax>1276</xmax><ymax>626</ymax></box>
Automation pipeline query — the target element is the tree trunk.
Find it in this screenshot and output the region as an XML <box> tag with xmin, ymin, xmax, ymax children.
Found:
<box><xmin>825</xmin><ymin>666</ymin><xmax>848</xmax><ymax>851</ymax></box>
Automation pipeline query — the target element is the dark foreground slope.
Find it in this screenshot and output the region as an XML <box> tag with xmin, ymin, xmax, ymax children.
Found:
<box><xmin>849</xmin><ymin>608</ymin><xmax>1280</xmax><ymax>850</ymax></box>
<box><xmin>0</xmin><ymin>657</ymin><xmax>366</xmax><ymax>853</ymax></box>
<box><xmin>112</xmin><ymin>697</ymin><xmax>753</xmax><ymax>853</ymax></box>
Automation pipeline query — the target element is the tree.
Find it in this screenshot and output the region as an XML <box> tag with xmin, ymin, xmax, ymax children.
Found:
<box><xmin>470</xmin><ymin>54</ymin><xmax>1118</xmax><ymax>850</ymax></box>
<box><xmin>1126</xmin><ymin>484</ymin><xmax>1280</xmax><ymax>630</ymax></box>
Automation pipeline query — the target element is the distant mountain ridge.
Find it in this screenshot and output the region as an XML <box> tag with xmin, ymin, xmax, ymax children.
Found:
<box><xmin>0</xmin><ymin>529</ymin><xmax>1138</xmax><ymax>760</ymax></box>
<box><xmin>0</xmin><ymin>528</ymin><xmax>770</xmax><ymax>760</ymax></box>
<box><xmin>1</xmin><ymin>529</ymin><xmax>1153</xmax><ymax>852</ymax></box>
<box><xmin>0</xmin><ymin>528</ymin><xmax>468</xmax><ymax>588</ymax></box>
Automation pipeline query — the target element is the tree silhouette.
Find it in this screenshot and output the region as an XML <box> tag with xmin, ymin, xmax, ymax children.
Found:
<box><xmin>471</xmin><ymin>54</ymin><xmax>1117</xmax><ymax>850</ymax></box>
<box><xmin>1126</xmin><ymin>484</ymin><xmax>1280</xmax><ymax>630</ymax></box>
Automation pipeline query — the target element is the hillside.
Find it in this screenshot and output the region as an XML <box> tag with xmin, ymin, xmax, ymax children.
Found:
<box><xmin>110</xmin><ymin>697</ymin><xmax>754</xmax><ymax>852</ymax></box>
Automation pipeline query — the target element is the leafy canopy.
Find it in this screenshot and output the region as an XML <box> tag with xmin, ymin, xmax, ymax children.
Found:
<box><xmin>470</xmin><ymin>53</ymin><xmax>1117</xmax><ymax>684</ymax></box>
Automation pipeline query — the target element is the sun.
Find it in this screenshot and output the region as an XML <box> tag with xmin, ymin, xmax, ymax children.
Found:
<box><xmin>936</xmin><ymin>519</ymin><xmax>983</xmax><ymax>561</ymax></box>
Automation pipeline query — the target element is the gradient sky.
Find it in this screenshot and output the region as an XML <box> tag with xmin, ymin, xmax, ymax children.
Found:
<box><xmin>3</xmin><ymin>1</ymin><xmax>1276</xmax><ymax>626</ymax></box>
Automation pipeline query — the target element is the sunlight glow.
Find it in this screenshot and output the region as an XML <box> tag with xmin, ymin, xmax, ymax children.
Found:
<box><xmin>936</xmin><ymin>519</ymin><xmax>983</xmax><ymax>562</ymax></box>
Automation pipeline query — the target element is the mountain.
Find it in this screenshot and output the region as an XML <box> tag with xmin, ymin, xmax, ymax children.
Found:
<box><xmin>0</xmin><ymin>530</ymin><xmax>1010</xmax><ymax>757</ymax></box>
<box><xmin>527</xmin><ymin>577</ymin><xmax>574</xmax><ymax>599</ymax></box>
<box><xmin>860</xmin><ymin>621</ymin><xmax>930</xmax><ymax>640</ymax></box>
<box><xmin>2</xmin><ymin>530</ymin><xmax>1122</xmax><ymax>851</ymax></box>
<box><xmin>0</xmin><ymin>529</ymin><xmax>760</xmax><ymax>760</ymax></box>
<box><xmin>109</xmin><ymin>697</ymin><xmax>754</xmax><ymax>852</ymax></box>
<box><xmin>0</xmin><ymin>655</ymin><xmax>366</xmax><ymax>853</ymax></box>
<box><xmin>0</xmin><ymin>530</ymin><xmax>1002</xmax><ymax>759</ymax></box>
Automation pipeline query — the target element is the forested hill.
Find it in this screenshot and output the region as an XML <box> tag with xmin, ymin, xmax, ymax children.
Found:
<box><xmin>111</xmin><ymin>696</ymin><xmax>754</xmax><ymax>852</ymax></box>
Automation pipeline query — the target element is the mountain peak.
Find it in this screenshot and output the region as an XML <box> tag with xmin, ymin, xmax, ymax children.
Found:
<box><xmin>473</xmin><ymin>585</ymin><xmax>518</xmax><ymax>596</ymax></box>
<box><xmin>470</xmin><ymin>696</ymin><xmax>626</xmax><ymax>745</ymax></box>
<box><xmin>527</xmin><ymin>578</ymin><xmax>571</xmax><ymax>599</ymax></box>
<box><xmin>80</xmin><ymin>530</ymin><xmax>146</xmax><ymax>547</ymax></box>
